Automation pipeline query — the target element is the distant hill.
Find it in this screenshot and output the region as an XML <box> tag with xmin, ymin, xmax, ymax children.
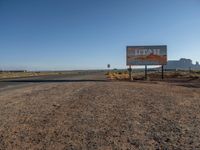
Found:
<box><xmin>164</xmin><ymin>58</ymin><xmax>200</xmax><ymax>70</ymax></box>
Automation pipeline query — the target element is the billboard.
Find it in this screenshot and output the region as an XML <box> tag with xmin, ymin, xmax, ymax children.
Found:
<box><xmin>127</xmin><ymin>45</ymin><xmax>167</xmax><ymax>65</ymax></box>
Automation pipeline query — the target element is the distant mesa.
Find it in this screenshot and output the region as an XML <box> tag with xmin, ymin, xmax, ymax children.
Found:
<box><xmin>164</xmin><ymin>58</ymin><xmax>200</xmax><ymax>70</ymax></box>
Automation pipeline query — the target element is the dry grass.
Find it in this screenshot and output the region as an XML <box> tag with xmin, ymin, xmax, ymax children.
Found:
<box><xmin>106</xmin><ymin>70</ymin><xmax>200</xmax><ymax>81</ymax></box>
<box><xmin>106</xmin><ymin>71</ymin><xmax>130</xmax><ymax>80</ymax></box>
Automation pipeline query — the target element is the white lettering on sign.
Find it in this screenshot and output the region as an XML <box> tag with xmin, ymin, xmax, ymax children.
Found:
<box><xmin>128</xmin><ymin>48</ymin><xmax>160</xmax><ymax>56</ymax></box>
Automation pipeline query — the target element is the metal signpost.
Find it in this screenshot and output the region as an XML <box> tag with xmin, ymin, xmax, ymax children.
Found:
<box><xmin>145</xmin><ymin>65</ymin><xmax>147</xmax><ymax>80</ymax></box>
<box><xmin>126</xmin><ymin>45</ymin><xmax>167</xmax><ymax>80</ymax></box>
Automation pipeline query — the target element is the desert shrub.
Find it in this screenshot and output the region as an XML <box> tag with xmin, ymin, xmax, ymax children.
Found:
<box><xmin>106</xmin><ymin>71</ymin><xmax>129</xmax><ymax>80</ymax></box>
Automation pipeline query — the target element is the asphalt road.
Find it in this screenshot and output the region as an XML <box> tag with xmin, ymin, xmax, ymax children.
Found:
<box><xmin>0</xmin><ymin>72</ymin><xmax>106</xmax><ymax>92</ymax></box>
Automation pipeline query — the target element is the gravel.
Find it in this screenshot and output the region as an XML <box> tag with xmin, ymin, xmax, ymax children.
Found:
<box><xmin>0</xmin><ymin>79</ymin><xmax>199</xmax><ymax>149</ymax></box>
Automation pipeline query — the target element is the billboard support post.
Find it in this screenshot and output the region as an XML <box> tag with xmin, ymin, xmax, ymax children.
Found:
<box><xmin>128</xmin><ymin>65</ymin><xmax>132</xmax><ymax>81</ymax></box>
<box><xmin>145</xmin><ymin>65</ymin><xmax>147</xmax><ymax>80</ymax></box>
<box><xmin>162</xmin><ymin>65</ymin><xmax>164</xmax><ymax>79</ymax></box>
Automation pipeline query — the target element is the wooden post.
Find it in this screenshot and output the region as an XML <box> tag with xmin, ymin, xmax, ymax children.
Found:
<box><xmin>128</xmin><ymin>65</ymin><xmax>132</xmax><ymax>81</ymax></box>
<box><xmin>161</xmin><ymin>65</ymin><xmax>164</xmax><ymax>79</ymax></box>
<box><xmin>145</xmin><ymin>65</ymin><xmax>147</xmax><ymax>80</ymax></box>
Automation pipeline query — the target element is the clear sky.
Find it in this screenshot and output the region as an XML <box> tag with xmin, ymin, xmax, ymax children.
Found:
<box><xmin>0</xmin><ymin>0</ymin><xmax>200</xmax><ymax>70</ymax></box>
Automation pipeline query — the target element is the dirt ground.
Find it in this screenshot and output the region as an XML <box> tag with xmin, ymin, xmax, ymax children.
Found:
<box><xmin>0</xmin><ymin>78</ymin><xmax>200</xmax><ymax>149</ymax></box>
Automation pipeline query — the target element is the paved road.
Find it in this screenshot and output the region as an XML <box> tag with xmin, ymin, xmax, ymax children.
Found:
<box><xmin>0</xmin><ymin>72</ymin><xmax>106</xmax><ymax>91</ymax></box>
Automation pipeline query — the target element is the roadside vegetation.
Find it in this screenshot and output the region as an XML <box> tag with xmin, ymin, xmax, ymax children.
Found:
<box><xmin>106</xmin><ymin>70</ymin><xmax>200</xmax><ymax>81</ymax></box>
<box><xmin>105</xmin><ymin>71</ymin><xmax>130</xmax><ymax>80</ymax></box>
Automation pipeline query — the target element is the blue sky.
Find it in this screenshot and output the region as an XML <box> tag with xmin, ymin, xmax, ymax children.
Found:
<box><xmin>0</xmin><ymin>0</ymin><xmax>200</xmax><ymax>70</ymax></box>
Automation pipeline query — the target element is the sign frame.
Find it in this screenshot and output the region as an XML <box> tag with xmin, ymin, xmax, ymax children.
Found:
<box><xmin>126</xmin><ymin>45</ymin><xmax>167</xmax><ymax>66</ymax></box>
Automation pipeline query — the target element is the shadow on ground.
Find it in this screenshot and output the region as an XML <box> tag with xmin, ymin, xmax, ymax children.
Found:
<box><xmin>131</xmin><ymin>78</ymin><xmax>200</xmax><ymax>88</ymax></box>
<box><xmin>164</xmin><ymin>78</ymin><xmax>200</xmax><ymax>88</ymax></box>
